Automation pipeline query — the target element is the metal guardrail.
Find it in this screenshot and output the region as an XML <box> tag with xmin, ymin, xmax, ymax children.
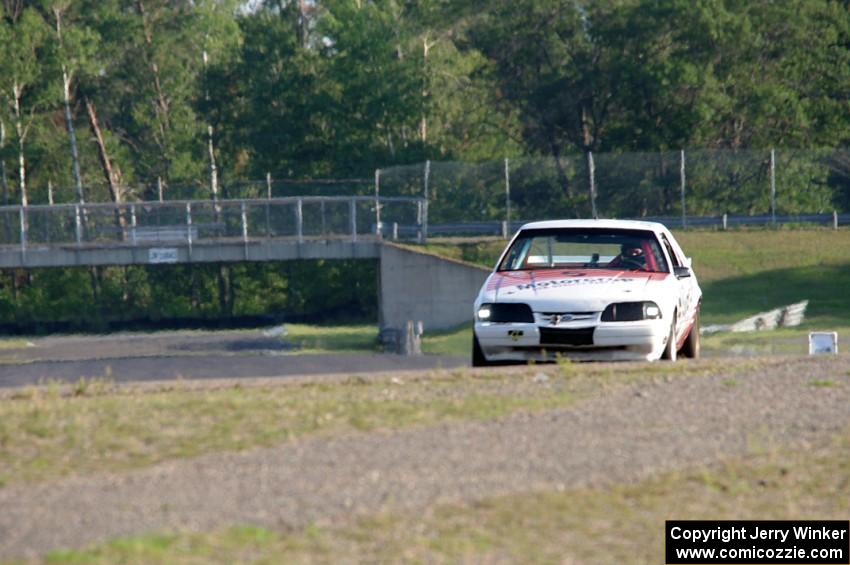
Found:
<box><xmin>0</xmin><ymin>196</ymin><xmax>427</xmax><ymax>251</ymax></box>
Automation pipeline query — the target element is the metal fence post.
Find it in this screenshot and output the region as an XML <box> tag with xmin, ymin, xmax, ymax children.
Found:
<box><xmin>241</xmin><ymin>201</ymin><xmax>249</xmax><ymax>257</ymax></box>
<box><xmin>75</xmin><ymin>204</ymin><xmax>82</xmax><ymax>246</ymax></box>
<box><xmin>722</xmin><ymin>213</ymin><xmax>728</xmax><ymax>231</ymax></box>
<box><xmin>587</xmin><ymin>151</ymin><xmax>598</xmax><ymax>219</ymax></box>
<box><xmin>19</xmin><ymin>207</ymin><xmax>26</xmax><ymax>254</ymax></box>
<box><xmin>422</xmin><ymin>160</ymin><xmax>430</xmax><ymax>242</ymax></box>
<box><xmin>416</xmin><ymin>200</ymin><xmax>423</xmax><ymax>243</ymax></box>
<box><xmin>770</xmin><ymin>149</ymin><xmax>776</xmax><ymax>226</ymax></box>
<box><xmin>241</xmin><ymin>202</ymin><xmax>248</xmax><ymax>243</ymax></box>
<box><xmin>130</xmin><ymin>204</ymin><xmax>137</xmax><ymax>245</ymax></box>
<box><xmin>350</xmin><ymin>198</ymin><xmax>357</xmax><ymax>241</ymax></box>
<box><xmin>680</xmin><ymin>149</ymin><xmax>687</xmax><ymax>229</ymax></box>
<box><xmin>186</xmin><ymin>202</ymin><xmax>193</xmax><ymax>259</ymax></box>
<box><xmin>504</xmin><ymin>157</ymin><xmax>511</xmax><ymax>237</ymax></box>
<box><xmin>296</xmin><ymin>197</ymin><xmax>303</xmax><ymax>243</ymax></box>
<box><xmin>265</xmin><ymin>172</ymin><xmax>272</xmax><ymax>238</ymax></box>
<box><xmin>834</xmin><ymin>210</ymin><xmax>839</xmax><ymax>230</ymax></box>
<box><xmin>375</xmin><ymin>168</ymin><xmax>382</xmax><ymax>238</ymax></box>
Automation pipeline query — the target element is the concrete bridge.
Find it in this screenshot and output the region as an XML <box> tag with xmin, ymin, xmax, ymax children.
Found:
<box><xmin>0</xmin><ymin>197</ymin><xmax>490</xmax><ymax>335</ymax></box>
<box><xmin>0</xmin><ymin>196</ymin><xmax>423</xmax><ymax>268</ymax></box>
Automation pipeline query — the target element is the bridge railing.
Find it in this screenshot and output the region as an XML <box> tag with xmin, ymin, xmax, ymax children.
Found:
<box><xmin>0</xmin><ymin>196</ymin><xmax>427</xmax><ymax>250</ymax></box>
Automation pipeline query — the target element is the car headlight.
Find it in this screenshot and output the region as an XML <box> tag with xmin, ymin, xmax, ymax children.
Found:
<box><xmin>477</xmin><ymin>303</ymin><xmax>534</xmax><ymax>323</ymax></box>
<box><xmin>601</xmin><ymin>301</ymin><xmax>662</xmax><ymax>322</ymax></box>
<box><xmin>477</xmin><ymin>304</ymin><xmax>492</xmax><ymax>320</ymax></box>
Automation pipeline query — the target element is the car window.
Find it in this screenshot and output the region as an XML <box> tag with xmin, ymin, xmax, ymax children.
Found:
<box><xmin>499</xmin><ymin>228</ymin><xmax>670</xmax><ymax>273</ymax></box>
<box><xmin>660</xmin><ymin>234</ymin><xmax>681</xmax><ymax>268</ymax></box>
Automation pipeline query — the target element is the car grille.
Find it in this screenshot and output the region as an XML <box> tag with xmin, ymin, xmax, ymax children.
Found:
<box><xmin>539</xmin><ymin>312</ymin><xmax>596</xmax><ymax>325</ymax></box>
<box><xmin>539</xmin><ymin>327</ymin><xmax>595</xmax><ymax>346</ymax></box>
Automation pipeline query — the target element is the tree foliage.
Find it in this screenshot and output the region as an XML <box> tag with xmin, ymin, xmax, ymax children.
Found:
<box><xmin>2</xmin><ymin>0</ymin><xmax>850</xmax><ymax>328</ymax></box>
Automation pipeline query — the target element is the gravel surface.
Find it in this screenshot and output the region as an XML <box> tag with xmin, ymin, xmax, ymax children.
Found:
<box><xmin>1</xmin><ymin>356</ymin><xmax>849</xmax><ymax>558</ymax></box>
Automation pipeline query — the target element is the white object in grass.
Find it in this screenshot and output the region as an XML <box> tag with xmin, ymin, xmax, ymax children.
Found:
<box><xmin>808</xmin><ymin>332</ymin><xmax>838</xmax><ymax>355</ymax></box>
<box><xmin>263</xmin><ymin>325</ymin><xmax>288</xmax><ymax>338</ymax></box>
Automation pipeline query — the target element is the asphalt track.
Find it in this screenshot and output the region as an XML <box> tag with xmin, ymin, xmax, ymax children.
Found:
<box><xmin>0</xmin><ymin>330</ymin><xmax>467</xmax><ymax>388</ymax></box>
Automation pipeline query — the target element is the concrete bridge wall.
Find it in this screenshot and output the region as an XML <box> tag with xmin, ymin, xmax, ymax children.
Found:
<box><xmin>379</xmin><ymin>243</ymin><xmax>490</xmax><ymax>332</ymax></box>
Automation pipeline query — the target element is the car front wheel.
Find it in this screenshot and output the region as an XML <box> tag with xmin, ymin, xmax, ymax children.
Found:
<box><xmin>680</xmin><ymin>308</ymin><xmax>700</xmax><ymax>359</ymax></box>
<box><xmin>661</xmin><ymin>318</ymin><xmax>677</xmax><ymax>362</ymax></box>
<box><xmin>472</xmin><ymin>333</ymin><xmax>493</xmax><ymax>367</ymax></box>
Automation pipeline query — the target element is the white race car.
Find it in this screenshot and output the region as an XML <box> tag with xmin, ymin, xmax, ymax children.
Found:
<box><xmin>472</xmin><ymin>219</ymin><xmax>701</xmax><ymax>365</ymax></box>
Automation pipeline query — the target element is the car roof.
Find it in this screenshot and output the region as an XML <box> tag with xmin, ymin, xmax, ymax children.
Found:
<box><xmin>519</xmin><ymin>219</ymin><xmax>668</xmax><ymax>233</ymax></box>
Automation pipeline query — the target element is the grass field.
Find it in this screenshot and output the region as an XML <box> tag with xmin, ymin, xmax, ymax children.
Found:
<box><xmin>37</xmin><ymin>430</ymin><xmax>850</xmax><ymax>564</ymax></box>
<box><xmin>0</xmin><ymin>358</ymin><xmax>769</xmax><ymax>487</ymax></box>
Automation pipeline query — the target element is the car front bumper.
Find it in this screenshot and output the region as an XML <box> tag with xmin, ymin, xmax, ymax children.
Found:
<box><xmin>474</xmin><ymin>319</ymin><xmax>670</xmax><ymax>362</ymax></box>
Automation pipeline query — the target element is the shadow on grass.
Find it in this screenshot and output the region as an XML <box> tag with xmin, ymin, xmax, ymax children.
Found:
<box><xmin>700</xmin><ymin>263</ymin><xmax>850</xmax><ymax>327</ymax></box>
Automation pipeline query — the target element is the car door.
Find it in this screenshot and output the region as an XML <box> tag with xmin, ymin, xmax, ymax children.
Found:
<box><xmin>659</xmin><ymin>233</ymin><xmax>696</xmax><ymax>342</ymax></box>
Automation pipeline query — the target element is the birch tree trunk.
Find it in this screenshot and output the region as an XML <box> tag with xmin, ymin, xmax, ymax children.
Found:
<box><xmin>84</xmin><ymin>97</ymin><xmax>122</xmax><ymax>204</ymax></box>
<box><xmin>54</xmin><ymin>7</ymin><xmax>85</xmax><ymax>203</ymax></box>
<box><xmin>12</xmin><ymin>81</ymin><xmax>27</xmax><ymax>207</ymax></box>
<box><xmin>0</xmin><ymin>119</ymin><xmax>8</xmax><ymax>206</ymax></box>
<box><xmin>202</xmin><ymin>50</ymin><xmax>219</xmax><ymax>203</ymax></box>
<box><xmin>85</xmin><ymin>97</ymin><xmax>127</xmax><ymax>237</ymax></box>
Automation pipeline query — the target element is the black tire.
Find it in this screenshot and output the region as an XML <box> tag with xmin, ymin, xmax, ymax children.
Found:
<box><xmin>472</xmin><ymin>333</ymin><xmax>492</xmax><ymax>367</ymax></box>
<box><xmin>680</xmin><ymin>308</ymin><xmax>701</xmax><ymax>359</ymax></box>
<box><xmin>661</xmin><ymin>318</ymin><xmax>677</xmax><ymax>361</ymax></box>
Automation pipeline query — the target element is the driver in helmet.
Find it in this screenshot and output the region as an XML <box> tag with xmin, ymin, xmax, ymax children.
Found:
<box><xmin>611</xmin><ymin>242</ymin><xmax>646</xmax><ymax>270</ymax></box>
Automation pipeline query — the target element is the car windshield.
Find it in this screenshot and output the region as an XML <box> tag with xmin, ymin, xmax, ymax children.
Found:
<box><xmin>498</xmin><ymin>228</ymin><xmax>669</xmax><ymax>273</ymax></box>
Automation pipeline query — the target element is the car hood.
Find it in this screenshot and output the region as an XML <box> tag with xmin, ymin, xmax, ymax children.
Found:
<box><xmin>482</xmin><ymin>268</ymin><xmax>670</xmax><ymax>311</ymax></box>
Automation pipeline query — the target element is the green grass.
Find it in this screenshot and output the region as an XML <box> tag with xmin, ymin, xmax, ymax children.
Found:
<box><xmin>283</xmin><ymin>324</ymin><xmax>379</xmax><ymax>354</ymax></box>
<box><xmin>0</xmin><ymin>358</ymin><xmax>767</xmax><ymax>487</ymax></box>
<box><xmin>421</xmin><ymin>323</ymin><xmax>472</xmax><ymax>356</ymax></box>
<box><xmin>673</xmin><ymin>228</ymin><xmax>850</xmax><ymax>284</ymax></box>
<box><xmin>0</xmin><ymin>339</ymin><xmax>31</xmax><ymax>350</ymax></box>
<box><xmin>38</xmin><ymin>430</ymin><xmax>850</xmax><ymax>564</ymax></box>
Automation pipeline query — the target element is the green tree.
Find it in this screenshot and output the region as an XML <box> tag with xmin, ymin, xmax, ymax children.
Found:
<box><xmin>0</xmin><ymin>5</ymin><xmax>52</xmax><ymax>205</ymax></box>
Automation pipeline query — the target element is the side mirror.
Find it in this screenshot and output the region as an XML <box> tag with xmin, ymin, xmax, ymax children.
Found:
<box><xmin>674</xmin><ymin>266</ymin><xmax>691</xmax><ymax>279</ymax></box>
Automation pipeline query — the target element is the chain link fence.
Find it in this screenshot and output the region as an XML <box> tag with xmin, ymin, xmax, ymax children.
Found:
<box><xmin>377</xmin><ymin>149</ymin><xmax>850</xmax><ymax>230</ymax></box>
<box><xmin>4</xmin><ymin>149</ymin><xmax>850</xmax><ymax>236</ymax></box>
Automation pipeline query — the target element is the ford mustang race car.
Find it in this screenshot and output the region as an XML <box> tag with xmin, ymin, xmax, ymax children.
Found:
<box><xmin>472</xmin><ymin>219</ymin><xmax>701</xmax><ymax>365</ymax></box>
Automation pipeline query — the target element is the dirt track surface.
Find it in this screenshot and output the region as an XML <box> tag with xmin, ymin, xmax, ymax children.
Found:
<box><xmin>0</xmin><ymin>330</ymin><xmax>466</xmax><ymax>387</ymax></box>
<box><xmin>2</xmin><ymin>355</ymin><xmax>849</xmax><ymax>558</ymax></box>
